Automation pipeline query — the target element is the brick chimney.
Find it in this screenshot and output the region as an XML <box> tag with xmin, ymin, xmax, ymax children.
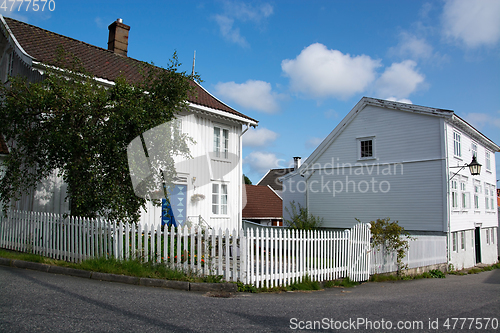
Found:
<box><xmin>108</xmin><ymin>18</ymin><xmax>130</xmax><ymax>56</ymax></box>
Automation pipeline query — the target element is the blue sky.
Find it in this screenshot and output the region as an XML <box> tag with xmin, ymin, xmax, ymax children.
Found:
<box><xmin>5</xmin><ymin>0</ymin><xmax>500</xmax><ymax>184</ymax></box>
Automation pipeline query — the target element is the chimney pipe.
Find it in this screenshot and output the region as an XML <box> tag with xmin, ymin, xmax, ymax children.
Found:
<box><xmin>108</xmin><ymin>18</ymin><xmax>130</xmax><ymax>56</ymax></box>
<box><xmin>293</xmin><ymin>156</ymin><xmax>301</xmax><ymax>170</ymax></box>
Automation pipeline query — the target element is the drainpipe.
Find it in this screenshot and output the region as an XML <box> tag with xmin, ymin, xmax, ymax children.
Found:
<box><xmin>444</xmin><ymin>121</ymin><xmax>451</xmax><ymax>269</ymax></box>
<box><xmin>238</xmin><ymin>123</ymin><xmax>251</xmax><ymax>231</ymax></box>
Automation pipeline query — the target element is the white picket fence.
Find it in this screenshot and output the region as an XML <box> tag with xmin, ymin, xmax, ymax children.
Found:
<box><xmin>245</xmin><ymin>223</ymin><xmax>371</xmax><ymax>288</ymax></box>
<box><xmin>0</xmin><ymin>210</ymin><xmax>372</xmax><ymax>286</ymax></box>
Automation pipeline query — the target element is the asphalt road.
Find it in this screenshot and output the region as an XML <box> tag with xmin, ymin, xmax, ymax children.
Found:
<box><xmin>0</xmin><ymin>265</ymin><xmax>499</xmax><ymax>332</ymax></box>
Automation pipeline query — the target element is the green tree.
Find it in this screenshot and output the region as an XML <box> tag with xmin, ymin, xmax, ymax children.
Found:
<box><xmin>284</xmin><ymin>201</ymin><xmax>323</xmax><ymax>230</ymax></box>
<box><xmin>0</xmin><ymin>49</ymin><xmax>196</xmax><ymax>223</ymax></box>
<box><xmin>243</xmin><ymin>174</ymin><xmax>252</xmax><ymax>185</ymax></box>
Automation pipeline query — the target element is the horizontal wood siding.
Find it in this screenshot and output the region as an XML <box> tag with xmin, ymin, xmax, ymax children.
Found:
<box><xmin>306</xmin><ymin>105</ymin><xmax>445</xmax><ymax>231</ymax></box>
<box><xmin>307</xmin><ymin>160</ymin><xmax>445</xmax><ymax>231</ymax></box>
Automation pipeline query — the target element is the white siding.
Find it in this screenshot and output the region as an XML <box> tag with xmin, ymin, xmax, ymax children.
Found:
<box><xmin>281</xmin><ymin>173</ymin><xmax>307</xmax><ymax>223</ymax></box>
<box><xmin>446</xmin><ymin>122</ymin><xmax>498</xmax><ymax>232</ymax></box>
<box><xmin>139</xmin><ymin>111</ymin><xmax>244</xmax><ymax>231</ymax></box>
<box><xmin>304</xmin><ymin>105</ymin><xmax>446</xmax><ymax>231</ymax></box>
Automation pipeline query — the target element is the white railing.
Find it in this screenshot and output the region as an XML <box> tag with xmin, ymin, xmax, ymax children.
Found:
<box><xmin>0</xmin><ymin>210</ymin><xmax>371</xmax><ymax>286</ymax></box>
<box><xmin>370</xmin><ymin>235</ymin><xmax>447</xmax><ymax>274</ymax></box>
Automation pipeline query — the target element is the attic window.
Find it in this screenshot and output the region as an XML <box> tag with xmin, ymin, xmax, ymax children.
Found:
<box><xmin>357</xmin><ymin>137</ymin><xmax>376</xmax><ymax>160</ymax></box>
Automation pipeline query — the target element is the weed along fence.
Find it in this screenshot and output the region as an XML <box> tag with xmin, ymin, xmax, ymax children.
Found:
<box><xmin>0</xmin><ymin>210</ymin><xmax>372</xmax><ymax>286</ymax></box>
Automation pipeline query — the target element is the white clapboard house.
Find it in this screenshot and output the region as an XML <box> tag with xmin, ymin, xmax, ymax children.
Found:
<box><xmin>0</xmin><ymin>16</ymin><xmax>258</xmax><ymax>231</ymax></box>
<box><xmin>281</xmin><ymin>97</ymin><xmax>498</xmax><ymax>270</ymax></box>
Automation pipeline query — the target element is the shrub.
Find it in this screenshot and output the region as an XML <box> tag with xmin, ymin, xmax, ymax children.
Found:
<box><xmin>367</xmin><ymin>218</ymin><xmax>412</xmax><ymax>276</ymax></box>
<box><xmin>284</xmin><ymin>201</ymin><xmax>323</xmax><ymax>230</ymax></box>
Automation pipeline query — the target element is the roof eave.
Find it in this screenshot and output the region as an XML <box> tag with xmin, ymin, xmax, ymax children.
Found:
<box><xmin>0</xmin><ymin>14</ymin><xmax>33</xmax><ymax>66</ymax></box>
<box><xmin>450</xmin><ymin>114</ymin><xmax>500</xmax><ymax>152</ymax></box>
<box><xmin>188</xmin><ymin>102</ymin><xmax>258</xmax><ymax>126</ymax></box>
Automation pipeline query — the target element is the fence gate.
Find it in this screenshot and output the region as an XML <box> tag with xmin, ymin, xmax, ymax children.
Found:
<box><xmin>347</xmin><ymin>223</ymin><xmax>371</xmax><ymax>282</ymax></box>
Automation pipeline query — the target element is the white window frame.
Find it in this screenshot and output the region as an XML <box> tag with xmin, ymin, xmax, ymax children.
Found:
<box><xmin>471</xmin><ymin>142</ymin><xmax>477</xmax><ymax>158</ymax></box>
<box><xmin>212</xmin><ymin>183</ymin><xmax>228</xmax><ymax>215</ymax></box>
<box><xmin>451</xmin><ymin>179</ymin><xmax>459</xmax><ymax>210</ymax></box>
<box><xmin>213</xmin><ymin>125</ymin><xmax>229</xmax><ymax>159</ymax></box>
<box><xmin>357</xmin><ymin>136</ymin><xmax>376</xmax><ymax>161</ymax></box>
<box><xmin>452</xmin><ymin>232</ymin><xmax>457</xmax><ymax>252</ymax></box>
<box><xmin>474</xmin><ymin>181</ymin><xmax>481</xmax><ymax>210</ymax></box>
<box><xmin>460</xmin><ymin>178</ymin><xmax>470</xmax><ymax>209</ymax></box>
<box><xmin>460</xmin><ymin>231</ymin><xmax>465</xmax><ymax>250</ymax></box>
<box><xmin>453</xmin><ymin>132</ymin><xmax>461</xmax><ymax>158</ymax></box>
<box><xmin>485</xmin><ymin>151</ymin><xmax>491</xmax><ymax>171</ymax></box>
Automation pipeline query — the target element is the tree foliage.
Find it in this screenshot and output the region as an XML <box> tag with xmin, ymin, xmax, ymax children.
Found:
<box><xmin>284</xmin><ymin>201</ymin><xmax>323</xmax><ymax>230</ymax></box>
<box><xmin>0</xmin><ymin>48</ymin><xmax>197</xmax><ymax>222</ymax></box>
<box><xmin>368</xmin><ymin>218</ymin><xmax>413</xmax><ymax>275</ymax></box>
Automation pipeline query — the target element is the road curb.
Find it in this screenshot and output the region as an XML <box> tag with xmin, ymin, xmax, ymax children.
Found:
<box><xmin>0</xmin><ymin>257</ymin><xmax>238</xmax><ymax>292</ymax></box>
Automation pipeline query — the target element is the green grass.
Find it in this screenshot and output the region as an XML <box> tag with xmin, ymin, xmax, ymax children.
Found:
<box><xmin>0</xmin><ymin>249</ymin><xmax>222</xmax><ymax>283</ymax></box>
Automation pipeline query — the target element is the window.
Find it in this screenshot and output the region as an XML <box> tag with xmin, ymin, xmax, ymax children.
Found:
<box><xmin>485</xmin><ymin>151</ymin><xmax>491</xmax><ymax>171</ymax></box>
<box><xmin>212</xmin><ymin>183</ymin><xmax>228</xmax><ymax>215</ymax></box>
<box><xmin>452</xmin><ymin>232</ymin><xmax>457</xmax><ymax>252</ymax></box>
<box><xmin>460</xmin><ymin>231</ymin><xmax>465</xmax><ymax>250</ymax></box>
<box><xmin>461</xmin><ymin>179</ymin><xmax>470</xmax><ymax>209</ymax></box>
<box><xmin>471</xmin><ymin>142</ymin><xmax>477</xmax><ymax>158</ymax></box>
<box><xmin>451</xmin><ymin>179</ymin><xmax>458</xmax><ymax>209</ymax></box>
<box><xmin>474</xmin><ymin>182</ymin><xmax>481</xmax><ymax>210</ymax></box>
<box><xmin>357</xmin><ymin>137</ymin><xmax>375</xmax><ymax>160</ymax></box>
<box><xmin>491</xmin><ymin>229</ymin><xmax>495</xmax><ymax>245</ymax></box>
<box><xmin>453</xmin><ymin>132</ymin><xmax>461</xmax><ymax>157</ymax></box>
<box><xmin>486</xmin><ymin>229</ymin><xmax>490</xmax><ymax>244</ymax></box>
<box><xmin>213</xmin><ymin>126</ymin><xmax>229</xmax><ymax>159</ymax></box>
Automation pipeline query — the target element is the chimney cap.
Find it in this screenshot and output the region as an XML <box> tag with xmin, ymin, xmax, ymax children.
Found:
<box><xmin>117</xmin><ymin>18</ymin><xmax>123</xmax><ymax>23</ymax></box>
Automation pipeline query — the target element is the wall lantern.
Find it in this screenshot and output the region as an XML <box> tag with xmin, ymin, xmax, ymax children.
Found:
<box><xmin>449</xmin><ymin>156</ymin><xmax>482</xmax><ymax>180</ymax></box>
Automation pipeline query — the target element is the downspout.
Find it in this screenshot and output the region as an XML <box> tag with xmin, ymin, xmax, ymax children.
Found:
<box><xmin>444</xmin><ymin>120</ymin><xmax>451</xmax><ymax>269</ymax></box>
<box><xmin>238</xmin><ymin>123</ymin><xmax>251</xmax><ymax>231</ymax></box>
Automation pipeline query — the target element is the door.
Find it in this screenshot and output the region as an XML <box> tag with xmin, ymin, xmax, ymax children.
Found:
<box><xmin>474</xmin><ymin>227</ymin><xmax>481</xmax><ymax>264</ymax></box>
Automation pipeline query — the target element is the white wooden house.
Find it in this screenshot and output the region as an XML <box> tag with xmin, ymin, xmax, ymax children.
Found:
<box><xmin>281</xmin><ymin>97</ymin><xmax>499</xmax><ymax>270</ymax></box>
<box><xmin>0</xmin><ymin>16</ymin><xmax>257</xmax><ymax>231</ymax></box>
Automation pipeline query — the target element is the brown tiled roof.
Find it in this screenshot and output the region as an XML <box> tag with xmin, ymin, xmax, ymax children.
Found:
<box><xmin>0</xmin><ymin>134</ymin><xmax>8</xmax><ymax>154</ymax></box>
<box><xmin>243</xmin><ymin>184</ymin><xmax>282</xmax><ymax>219</ymax></box>
<box><xmin>257</xmin><ymin>168</ymin><xmax>294</xmax><ymax>191</ymax></box>
<box><xmin>3</xmin><ymin>17</ymin><xmax>257</xmax><ymax>123</ymax></box>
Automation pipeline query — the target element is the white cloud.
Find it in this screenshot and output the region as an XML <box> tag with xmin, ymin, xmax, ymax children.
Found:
<box><xmin>386</xmin><ymin>97</ymin><xmax>413</xmax><ymax>104</ymax></box>
<box><xmin>281</xmin><ymin>43</ymin><xmax>381</xmax><ymax>99</ymax></box>
<box><xmin>244</xmin><ymin>151</ymin><xmax>282</xmax><ymax>174</ymax></box>
<box><xmin>305</xmin><ymin>137</ymin><xmax>324</xmax><ymax>149</ymax></box>
<box><xmin>243</xmin><ymin>128</ymin><xmax>279</xmax><ymax>147</ymax></box>
<box><xmin>214</xmin><ymin>1</ymin><xmax>273</xmax><ymax>47</ymax></box>
<box><xmin>442</xmin><ymin>0</ymin><xmax>500</xmax><ymax>48</ymax></box>
<box><xmin>389</xmin><ymin>32</ymin><xmax>434</xmax><ymax>60</ymax></box>
<box><xmin>463</xmin><ymin>112</ymin><xmax>500</xmax><ymax>130</ymax></box>
<box><xmin>375</xmin><ymin>60</ymin><xmax>425</xmax><ymax>99</ymax></box>
<box><xmin>214</xmin><ymin>80</ymin><xmax>280</xmax><ymax>113</ymax></box>
<box><xmin>324</xmin><ymin>109</ymin><xmax>339</xmax><ymax>119</ymax></box>
<box><xmin>214</xmin><ymin>15</ymin><xmax>249</xmax><ymax>48</ymax></box>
